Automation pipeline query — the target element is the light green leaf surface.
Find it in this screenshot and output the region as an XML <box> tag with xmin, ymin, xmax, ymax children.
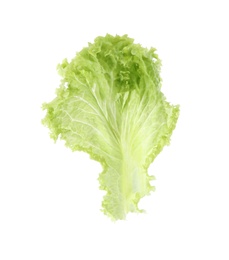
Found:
<box><xmin>42</xmin><ymin>34</ymin><xmax>179</xmax><ymax>220</ymax></box>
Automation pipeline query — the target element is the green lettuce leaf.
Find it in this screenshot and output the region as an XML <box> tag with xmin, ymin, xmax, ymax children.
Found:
<box><xmin>42</xmin><ymin>34</ymin><xmax>179</xmax><ymax>220</ymax></box>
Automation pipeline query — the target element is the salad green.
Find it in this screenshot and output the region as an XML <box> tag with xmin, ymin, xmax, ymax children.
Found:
<box><xmin>42</xmin><ymin>34</ymin><xmax>179</xmax><ymax>220</ymax></box>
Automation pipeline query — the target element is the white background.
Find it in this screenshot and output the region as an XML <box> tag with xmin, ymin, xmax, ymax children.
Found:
<box><xmin>1</xmin><ymin>0</ymin><xmax>229</xmax><ymax>259</ymax></box>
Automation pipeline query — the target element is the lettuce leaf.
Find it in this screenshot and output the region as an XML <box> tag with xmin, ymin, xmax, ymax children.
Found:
<box><xmin>42</xmin><ymin>34</ymin><xmax>179</xmax><ymax>220</ymax></box>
